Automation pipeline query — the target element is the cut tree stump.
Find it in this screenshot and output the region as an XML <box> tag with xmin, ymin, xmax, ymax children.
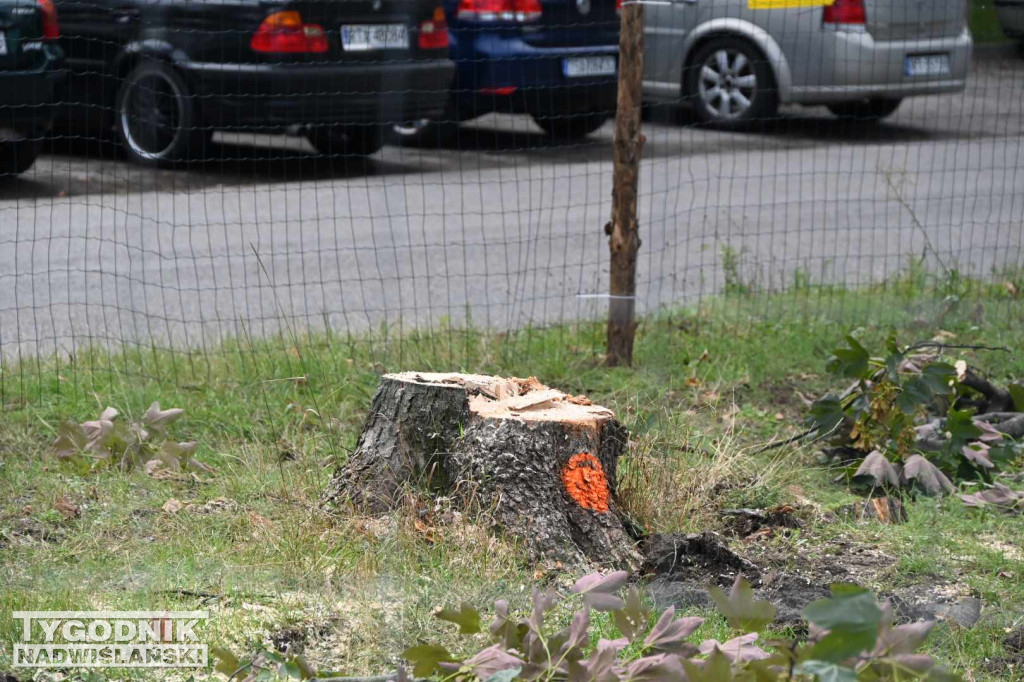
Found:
<box><xmin>322</xmin><ymin>372</ymin><xmax>641</xmax><ymax>569</ymax></box>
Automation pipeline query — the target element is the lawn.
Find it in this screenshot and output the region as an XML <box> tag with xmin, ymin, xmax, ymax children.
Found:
<box><xmin>2</xmin><ymin>272</ymin><xmax>1023</xmax><ymax>680</ymax></box>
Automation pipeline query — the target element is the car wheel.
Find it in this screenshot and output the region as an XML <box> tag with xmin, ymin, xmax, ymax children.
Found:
<box><xmin>1</xmin><ymin>139</ymin><xmax>40</xmax><ymax>176</ymax></box>
<box><xmin>308</xmin><ymin>125</ymin><xmax>385</xmax><ymax>157</ymax></box>
<box><xmin>531</xmin><ymin>112</ymin><xmax>609</xmax><ymax>141</ymax></box>
<box><xmin>827</xmin><ymin>98</ymin><xmax>903</xmax><ymax>122</ymax></box>
<box><xmin>116</xmin><ymin>61</ymin><xmax>206</xmax><ymax>166</ymax></box>
<box><xmin>685</xmin><ymin>37</ymin><xmax>778</xmax><ymax>127</ymax></box>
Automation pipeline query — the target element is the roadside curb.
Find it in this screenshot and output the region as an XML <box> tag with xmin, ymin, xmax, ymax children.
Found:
<box><xmin>974</xmin><ymin>42</ymin><xmax>1023</xmax><ymax>61</ymax></box>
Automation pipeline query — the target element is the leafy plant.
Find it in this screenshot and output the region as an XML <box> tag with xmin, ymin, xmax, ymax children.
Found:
<box><xmin>392</xmin><ymin>573</ymin><xmax>956</xmax><ymax>682</ymax></box>
<box><xmin>806</xmin><ymin>334</ymin><xmax>1023</xmax><ymax>494</ymax></box>
<box><xmin>51</xmin><ymin>402</ymin><xmax>209</xmax><ymax>474</ymax></box>
<box><xmin>211</xmin><ymin>574</ymin><xmax>957</xmax><ymax>681</ymax></box>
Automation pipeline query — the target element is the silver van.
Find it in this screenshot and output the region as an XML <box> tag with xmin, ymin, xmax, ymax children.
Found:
<box><xmin>642</xmin><ymin>0</ymin><xmax>972</xmax><ymax>125</ymax></box>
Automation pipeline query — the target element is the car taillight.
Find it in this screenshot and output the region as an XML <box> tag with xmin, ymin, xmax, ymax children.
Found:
<box><xmin>37</xmin><ymin>0</ymin><xmax>59</xmax><ymax>40</ymax></box>
<box><xmin>615</xmin><ymin>0</ymin><xmax>622</xmax><ymax>13</ymax></box>
<box><xmin>251</xmin><ymin>11</ymin><xmax>329</xmax><ymax>53</ymax></box>
<box><xmin>418</xmin><ymin>6</ymin><xmax>450</xmax><ymax>49</ymax></box>
<box><xmin>456</xmin><ymin>0</ymin><xmax>541</xmax><ymax>22</ymax></box>
<box><xmin>822</xmin><ymin>0</ymin><xmax>866</xmax><ymax>25</ymax></box>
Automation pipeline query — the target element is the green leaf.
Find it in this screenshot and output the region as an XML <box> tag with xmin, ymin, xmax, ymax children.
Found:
<box><xmin>709</xmin><ymin>575</ymin><xmax>776</xmax><ymax>633</ymax></box>
<box><xmin>826</xmin><ymin>335</ymin><xmax>870</xmax><ymax>379</ymax></box>
<box><xmin>921</xmin><ymin>363</ymin><xmax>956</xmax><ymax>395</ymax></box>
<box><xmin>683</xmin><ymin>648</ymin><xmax>733</xmax><ymax>682</ymax></box>
<box><xmin>436</xmin><ymin>603</ymin><xmax>482</xmax><ymax>634</ymax></box>
<box><xmin>210</xmin><ymin>646</ymin><xmax>242</xmax><ymax>677</ymax></box>
<box><xmin>401</xmin><ymin>644</ymin><xmax>456</xmax><ymax>677</ymax></box>
<box><xmin>884</xmin><ymin>352</ymin><xmax>904</xmax><ymax>383</ymax></box>
<box><xmin>897</xmin><ymin>377</ymin><xmax>934</xmax><ymax>413</ymax></box>
<box><xmin>807</xmin><ymin>395</ymin><xmax>846</xmax><ymax>434</ymax></box>
<box><xmin>613</xmin><ymin>587</ymin><xmax>650</xmax><ymax>643</ymax></box>
<box><xmin>278</xmin><ymin>661</ymin><xmax>305</xmax><ymax>679</ymax></box>
<box><xmin>945</xmin><ymin>409</ymin><xmax>981</xmax><ymax>447</ymax></box>
<box><xmin>485</xmin><ymin>666</ymin><xmax>522</xmax><ymax>682</ymax></box>
<box><xmin>795</xmin><ymin>661</ymin><xmax>857</xmax><ymax>682</ymax></box>
<box><xmin>1008</xmin><ymin>383</ymin><xmax>1024</xmax><ymax>411</ymax></box>
<box><xmin>803</xmin><ymin>586</ymin><xmax>881</xmax><ymax>662</ymax></box>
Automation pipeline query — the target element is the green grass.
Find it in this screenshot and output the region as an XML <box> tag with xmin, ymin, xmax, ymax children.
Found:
<box><xmin>1</xmin><ymin>275</ymin><xmax>1023</xmax><ymax>680</ymax></box>
<box><xmin>970</xmin><ymin>0</ymin><xmax>1009</xmax><ymax>44</ymax></box>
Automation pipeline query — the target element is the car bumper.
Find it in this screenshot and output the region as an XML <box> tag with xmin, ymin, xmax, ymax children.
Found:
<box><xmin>995</xmin><ymin>0</ymin><xmax>1024</xmax><ymax>39</ymax></box>
<box><xmin>786</xmin><ymin>29</ymin><xmax>972</xmax><ymax>104</ymax></box>
<box><xmin>0</xmin><ymin>59</ymin><xmax>66</xmax><ymax>132</ymax></box>
<box><xmin>452</xmin><ymin>33</ymin><xmax>618</xmax><ymax>115</ymax></box>
<box><xmin>181</xmin><ymin>59</ymin><xmax>455</xmax><ymax>129</ymax></box>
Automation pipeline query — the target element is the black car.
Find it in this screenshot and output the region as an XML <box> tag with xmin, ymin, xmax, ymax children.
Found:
<box><xmin>0</xmin><ymin>0</ymin><xmax>64</xmax><ymax>175</ymax></box>
<box><xmin>54</xmin><ymin>0</ymin><xmax>455</xmax><ymax>164</ymax></box>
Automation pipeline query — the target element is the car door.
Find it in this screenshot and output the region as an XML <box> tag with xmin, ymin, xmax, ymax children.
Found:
<box><xmin>54</xmin><ymin>0</ymin><xmax>139</xmax><ymax>127</ymax></box>
<box><xmin>642</xmin><ymin>0</ymin><xmax>698</xmax><ymax>100</ymax></box>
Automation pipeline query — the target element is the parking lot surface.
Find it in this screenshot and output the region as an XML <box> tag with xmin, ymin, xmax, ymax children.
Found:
<box><xmin>1</xmin><ymin>55</ymin><xmax>1023</xmax><ymax>359</ymax></box>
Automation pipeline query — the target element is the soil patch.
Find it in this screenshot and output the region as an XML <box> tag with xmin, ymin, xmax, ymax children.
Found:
<box><xmin>642</xmin><ymin>532</ymin><xmax>761</xmax><ymax>587</ymax></box>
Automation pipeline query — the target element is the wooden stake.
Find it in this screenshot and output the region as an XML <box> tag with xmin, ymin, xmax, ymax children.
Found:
<box><xmin>606</xmin><ymin>0</ymin><xmax>644</xmax><ymax>367</ymax></box>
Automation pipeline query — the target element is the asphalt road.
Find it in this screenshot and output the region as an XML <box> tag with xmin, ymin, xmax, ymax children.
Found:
<box><xmin>2</xmin><ymin>55</ymin><xmax>1023</xmax><ymax>360</ymax></box>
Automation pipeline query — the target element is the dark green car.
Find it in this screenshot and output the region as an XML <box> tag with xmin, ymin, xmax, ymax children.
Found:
<box><xmin>0</xmin><ymin>0</ymin><xmax>63</xmax><ymax>175</ymax></box>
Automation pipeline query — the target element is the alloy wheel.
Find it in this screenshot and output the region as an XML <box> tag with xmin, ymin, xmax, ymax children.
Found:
<box><xmin>121</xmin><ymin>72</ymin><xmax>183</xmax><ymax>160</ymax></box>
<box><xmin>697</xmin><ymin>48</ymin><xmax>758</xmax><ymax>121</ymax></box>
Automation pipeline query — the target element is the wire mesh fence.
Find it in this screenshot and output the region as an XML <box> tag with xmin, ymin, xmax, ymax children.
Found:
<box><xmin>1</xmin><ymin>0</ymin><xmax>1022</xmax><ymax>400</ymax></box>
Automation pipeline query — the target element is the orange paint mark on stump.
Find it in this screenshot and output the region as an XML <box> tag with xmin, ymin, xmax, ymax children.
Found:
<box><xmin>562</xmin><ymin>452</ymin><xmax>610</xmax><ymax>513</ymax></box>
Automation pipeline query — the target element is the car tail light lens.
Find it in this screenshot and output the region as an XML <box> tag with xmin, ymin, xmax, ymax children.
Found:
<box><xmin>456</xmin><ymin>0</ymin><xmax>541</xmax><ymax>22</ymax></box>
<box><xmin>615</xmin><ymin>0</ymin><xmax>622</xmax><ymax>13</ymax></box>
<box><xmin>418</xmin><ymin>6</ymin><xmax>450</xmax><ymax>49</ymax></box>
<box><xmin>823</xmin><ymin>0</ymin><xmax>866</xmax><ymax>25</ymax></box>
<box><xmin>251</xmin><ymin>11</ymin><xmax>329</xmax><ymax>53</ymax></box>
<box><xmin>37</xmin><ymin>0</ymin><xmax>59</xmax><ymax>40</ymax></box>
<box><xmin>480</xmin><ymin>86</ymin><xmax>517</xmax><ymax>94</ymax></box>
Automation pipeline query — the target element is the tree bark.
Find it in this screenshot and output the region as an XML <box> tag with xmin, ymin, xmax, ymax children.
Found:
<box><xmin>322</xmin><ymin>373</ymin><xmax>641</xmax><ymax>569</ymax></box>
<box><xmin>605</xmin><ymin>0</ymin><xmax>644</xmax><ymax>367</ymax></box>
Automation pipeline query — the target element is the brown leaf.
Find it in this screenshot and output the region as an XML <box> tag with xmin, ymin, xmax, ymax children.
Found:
<box><xmin>248</xmin><ymin>511</ymin><xmax>273</xmax><ymax>528</ymax></box>
<box><xmin>161</xmin><ymin>498</ymin><xmax>184</xmax><ymax>514</ymax></box>
<box><xmin>413</xmin><ymin>518</ymin><xmax>436</xmax><ymax>544</ymax></box>
<box><xmin>55</xmin><ymin>497</ymin><xmax>80</xmax><ymax>520</ymax></box>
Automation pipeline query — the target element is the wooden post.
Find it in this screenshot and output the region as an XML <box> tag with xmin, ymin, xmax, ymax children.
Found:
<box><xmin>606</xmin><ymin>0</ymin><xmax>644</xmax><ymax>367</ymax></box>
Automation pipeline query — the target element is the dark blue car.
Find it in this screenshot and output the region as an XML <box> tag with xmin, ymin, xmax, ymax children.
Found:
<box><xmin>393</xmin><ymin>0</ymin><xmax>619</xmax><ymax>143</ymax></box>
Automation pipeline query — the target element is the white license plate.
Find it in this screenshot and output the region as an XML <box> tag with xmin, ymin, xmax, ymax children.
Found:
<box><xmin>341</xmin><ymin>24</ymin><xmax>409</xmax><ymax>51</ymax></box>
<box><xmin>563</xmin><ymin>56</ymin><xmax>616</xmax><ymax>78</ymax></box>
<box><xmin>905</xmin><ymin>54</ymin><xmax>950</xmax><ymax>77</ymax></box>
<box><xmin>0</xmin><ymin>32</ymin><xmax>7</xmax><ymax>56</ymax></box>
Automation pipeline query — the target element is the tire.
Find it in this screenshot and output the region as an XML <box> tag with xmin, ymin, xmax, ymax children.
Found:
<box><xmin>1</xmin><ymin>139</ymin><xmax>40</xmax><ymax>176</ymax></box>
<box><xmin>531</xmin><ymin>112</ymin><xmax>609</xmax><ymax>141</ymax></box>
<box><xmin>116</xmin><ymin>61</ymin><xmax>207</xmax><ymax>166</ymax></box>
<box><xmin>684</xmin><ymin>36</ymin><xmax>778</xmax><ymax>128</ymax></box>
<box><xmin>308</xmin><ymin>124</ymin><xmax>385</xmax><ymax>156</ymax></box>
<box><xmin>827</xmin><ymin>98</ymin><xmax>903</xmax><ymax>122</ymax></box>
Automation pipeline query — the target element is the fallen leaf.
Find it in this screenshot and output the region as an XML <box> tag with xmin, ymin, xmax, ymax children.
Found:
<box><xmin>162</xmin><ymin>498</ymin><xmax>184</xmax><ymax>514</ymax></box>
<box><xmin>55</xmin><ymin>497</ymin><xmax>80</xmax><ymax>520</ymax></box>
<box><xmin>413</xmin><ymin>518</ymin><xmax>436</xmax><ymax>544</ymax></box>
<box><xmin>248</xmin><ymin>511</ymin><xmax>273</xmax><ymax>528</ymax></box>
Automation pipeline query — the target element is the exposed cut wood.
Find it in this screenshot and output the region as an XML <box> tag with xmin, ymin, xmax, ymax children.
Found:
<box><xmin>322</xmin><ymin>372</ymin><xmax>641</xmax><ymax>569</ymax></box>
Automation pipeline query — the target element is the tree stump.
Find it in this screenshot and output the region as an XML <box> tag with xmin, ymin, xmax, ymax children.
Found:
<box><xmin>322</xmin><ymin>372</ymin><xmax>641</xmax><ymax>569</ymax></box>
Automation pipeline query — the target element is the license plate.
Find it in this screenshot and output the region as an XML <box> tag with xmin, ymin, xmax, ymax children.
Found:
<box><xmin>563</xmin><ymin>56</ymin><xmax>616</xmax><ymax>78</ymax></box>
<box><xmin>341</xmin><ymin>24</ymin><xmax>409</xmax><ymax>51</ymax></box>
<box><xmin>0</xmin><ymin>32</ymin><xmax>7</xmax><ymax>56</ymax></box>
<box><xmin>905</xmin><ymin>54</ymin><xmax>950</xmax><ymax>77</ymax></box>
